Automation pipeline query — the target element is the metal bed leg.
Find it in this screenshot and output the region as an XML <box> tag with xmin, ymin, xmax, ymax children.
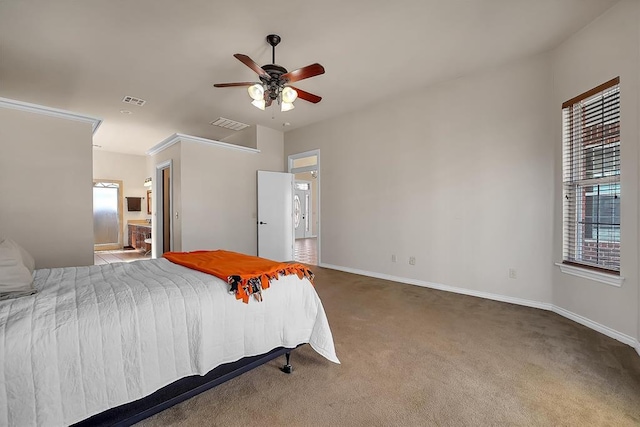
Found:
<box><xmin>281</xmin><ymin>351</ymin><xmax>293</xmax><ymax>374</ymax></box>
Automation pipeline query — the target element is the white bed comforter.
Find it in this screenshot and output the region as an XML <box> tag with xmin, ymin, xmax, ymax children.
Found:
<box><xmin>0</xmin><ymin>258</ymin><xmax>339</xmax><ymax>426</ymax></box>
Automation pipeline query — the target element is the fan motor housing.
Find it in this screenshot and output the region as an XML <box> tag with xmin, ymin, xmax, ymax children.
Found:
<box><xmin>262</xmin><ymin>64</ymin><xmax>288</xmax><ymax>78</ymax></box>
<box><xmin>260</xmin><ymin>64</ymin><xmax>288</xmax><ymax>99</ymax></box>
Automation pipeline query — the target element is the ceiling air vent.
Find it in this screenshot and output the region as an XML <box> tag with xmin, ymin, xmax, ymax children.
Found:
<box><xmin>209</xmin><ymin>117</ymin><xmax>250</xmax><ymax>131</ymax></box>
<box><xmin>122</xmin><ymin>95</ymin><xmax>146</xmax><ymax>106</ymax></box>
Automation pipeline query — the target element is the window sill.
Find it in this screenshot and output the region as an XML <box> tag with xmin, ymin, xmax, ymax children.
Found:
<box><xmin>555</xmin><ymin>262</ymin><xmax>624</xmax><ymax>287</ymax></box>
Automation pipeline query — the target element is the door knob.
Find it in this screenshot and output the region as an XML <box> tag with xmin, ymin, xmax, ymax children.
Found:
<box><xmin>259</xmin><ymin>221</ymin><xmax>267</xmax><ymax>225</ymax></box>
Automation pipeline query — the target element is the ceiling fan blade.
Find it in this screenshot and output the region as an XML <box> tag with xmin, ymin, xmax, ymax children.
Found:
<box><xmin>234</xmin><ymin>54</ymin><xmax>271</xmax><ymax>79</ymax></box>
<box><xmin>213</xmin><ymin>82</ymin><xmax>258</xmax><ymax>88</ymax></box>
<box><xmin>265</xmin><ymin>97</ymin><xmax>273</xmax><ymax>108</ymax></box>
<box><xmin>290</xmin><ymin>86</ymin><xmax>322</xmax><ymax>103</ymax></box>
<box><xmin>281</xmin><ymin>63</ymin><xmax>325</xmax><ymax>83</ymax></box>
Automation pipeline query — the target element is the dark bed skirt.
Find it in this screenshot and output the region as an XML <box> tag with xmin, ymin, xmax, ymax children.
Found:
<box><xmin>73</xmin><ymin>346</ymin><xmax>298</xmax><ymax>427</ymax></box>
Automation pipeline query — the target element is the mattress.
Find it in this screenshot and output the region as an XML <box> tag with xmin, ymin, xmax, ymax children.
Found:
<box><xmin>0</xmin><ymin>258</ymin><xmax>339</xmax><ymax>426</ymax></box>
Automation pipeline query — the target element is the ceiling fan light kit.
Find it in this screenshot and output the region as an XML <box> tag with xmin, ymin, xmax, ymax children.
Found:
<box><xmin>280</xmin><ymin>102</ymin><xmax>295</xmax><ymax>112</ymax></box>
<box><xmin>214</xmin><ymin>34</ymin><xmax>324</xmax><ymax>112</ymax></box>
<box><xmin>247</xmin><ymin>84</ymin><xmax>264</xmax><ymax>101</ymax></box>
<box><xmin>251</xmin><ymin>99</ymin><xmax>266</xmax><ymax>111</ymax></box>
<box><xmin>281</xmin><ymin>86</ymin><xmax>298</xmax><ymax>103</ymax></box>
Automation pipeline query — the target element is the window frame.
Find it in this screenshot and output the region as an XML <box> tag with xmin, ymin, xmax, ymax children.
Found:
<box><xmin>561</xmin><ymin>77</ymin><xmax>621</xmax><ymax>276</ymax></box>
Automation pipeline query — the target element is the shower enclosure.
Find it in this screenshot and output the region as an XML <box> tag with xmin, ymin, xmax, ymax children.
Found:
<box><xmin>93</xmin><ymin>180</ymin><xmax>123</xmax><ymax>250</ymax></box>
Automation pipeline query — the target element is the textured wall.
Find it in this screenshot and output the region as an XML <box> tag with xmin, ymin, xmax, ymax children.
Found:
<box><xmin>285</xmin><ymin>53</ymin><xmax>556</xmax><ymax>304</ymax></box>
<box><xmin>0</xmin><ymin>107</ymin><xmax>94</xmax><ymax>267</ymax></box>
<box><xmin>178</xmin><ymin>126</ymin><xmax>284</xmax><ymax>255</ymax></box>
<box><xmin>552</xmin><ymin>0</ymin><xmax>639</xmax><ymax>339</ymax></box>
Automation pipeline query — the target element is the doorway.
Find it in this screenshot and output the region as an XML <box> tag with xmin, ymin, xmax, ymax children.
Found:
<box><xmin>294</xmin><ymin>180</ymin><xmax>312</xmax><ymax>239</ymax></box>
<box><xmin>154</xmin><ymin>160</ymin><xmax>173</xmax><ymax>257</ymax></box>
<box><xmin>288</xmin><ymin>150</ymin><xmax>320</xmax><ymax>265</ymax></box>
<box><xmin>93</xmin><ymin>180</ymin><xmax>123</xmax><ymax>251</ymax></box>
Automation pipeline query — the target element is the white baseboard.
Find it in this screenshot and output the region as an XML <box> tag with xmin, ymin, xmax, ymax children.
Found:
<box><xmin>319</xmin><ymin>263</ymin><xmax>639</xmax><ymax>355</ymax></box>
<box><xmin>319</xmin><ymin>263</ymin><xmax>552</xmax><ymax>310</ymax></box>
<box><xmin>550</xmin><ymin>305</ymin><xmax>638</xmax><ymax>349</ymax></box>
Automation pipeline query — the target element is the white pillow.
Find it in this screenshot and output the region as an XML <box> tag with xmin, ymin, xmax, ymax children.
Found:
<box><xmin>18</xmin><ymin>242</ymin><xmax>35</xmax><ymax>273</ymax></box>
<box><xmin>0</xmin><ymin>238</ymin><xmax>36</xmax><ymax>300</ymax></box>
<box><xmin>0</xmin><ymin>238</ymin><xmax>35</xmax><ymax>273</ymax></box>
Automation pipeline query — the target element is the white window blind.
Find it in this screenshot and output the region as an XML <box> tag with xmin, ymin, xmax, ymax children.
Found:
<box><xmin>562</xmin><ymin>77</ymin><xmax>620</xmax><ymax>273</ymax></box>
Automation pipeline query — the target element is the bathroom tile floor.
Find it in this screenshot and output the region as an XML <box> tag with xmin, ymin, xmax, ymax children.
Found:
<box><xmin>94</xmin><ymin>249</ymin><xmax>151</xmax><ymax>265</ymax></box>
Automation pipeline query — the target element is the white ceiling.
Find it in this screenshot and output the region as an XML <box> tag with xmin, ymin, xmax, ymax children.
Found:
<box><xmin>0</xmin><ymin>0</ymin><xmax>617</xmax><ymax>155</ymax></box>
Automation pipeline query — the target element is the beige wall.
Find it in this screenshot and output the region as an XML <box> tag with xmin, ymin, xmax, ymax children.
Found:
<box><xmin>552</xmin><ymin>0</ymin><xmax>639</xmax><ymax>339</ymax></box>
<box><xmin>93</xmin><ymin>150</ymin><xmax>149</xmax><ymax>246</ymax></box>
<box><xmin>221</xmin><ymin>125</ymin><xmax>257</xmax><ymax>149</ymax></box>
<box><xmin>284</xmin><ymin>0</ymin><xmax>640</xmax><ymax>347</ymax></box>
<box><xmin>286</xmin><ymin>52</ymin><xmax>556</xmax><ymax>304</ymax></box>
<box><xmin>0</xmin><ymin>107</ymin><xmax>94</xmax><ymax>268</ymax></box>
<box><xmin>180</xmin><ymin>126</ymin><xmax>284</xmax><ymax>255</ymax></box>
<box><xmin>149</xmin><ymin>127</ymin><xmax>284</xmax><ymax>256</ymax></box>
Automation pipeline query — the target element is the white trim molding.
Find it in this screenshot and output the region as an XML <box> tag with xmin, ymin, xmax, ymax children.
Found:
<box><xmin>319</xmin><ymin>263</ymin><xmax>639</xmax><ymax>355</ymax></box>
<box><xmin>319</xmin><ymin>263</ymin><xmax>552</xmax><ymax>310</ymax></box>
<box><xmin>551</xmin><ymin>305</ymin><xmax>638</xmax><ymax>349</ymax></box>
<box><xmin>555</xmin><ymin>262</ymin><xmax>624</xmax><ymax>287</ymax></box>
<box><xmin>0</xmin><ymin>97</ymin><xmax>102</xmax><ymax>134</ymax></box>
<box><xmin>146</xmin><ymin>133</ymin><xmax>261</xmax><ymax>156</ymax></box>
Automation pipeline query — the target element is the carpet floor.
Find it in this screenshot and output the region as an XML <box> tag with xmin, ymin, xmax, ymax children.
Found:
<box><xmin>138</xmin><ymin>266</ymin><xmax>640</xmax><ymax>426</ymax></box>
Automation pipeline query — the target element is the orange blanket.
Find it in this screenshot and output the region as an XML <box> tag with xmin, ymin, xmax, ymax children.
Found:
<box><xmin>163</xmin><ymin>250</ymin><xmax>314</xmax><ymax>303</ymax></box>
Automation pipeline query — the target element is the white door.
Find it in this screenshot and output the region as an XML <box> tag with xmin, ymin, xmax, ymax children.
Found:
<box><xmin>257</xmin><ymin>170</ymin><xmax>294</xmax><ymax>261</ymax></box>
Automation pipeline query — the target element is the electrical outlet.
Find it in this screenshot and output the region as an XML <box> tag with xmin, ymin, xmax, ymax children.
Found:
<box><xmin>391</xmin><ymin>254</ymin><xmax>397</xmax><ymax>262</ymax></box>
<box><xmin>409</xmin><ymin>256</ymin><xmax>416</xmax><ymax>265</ymax></box>
<box><xmin>509</xmin><ymin>268</ymin><xmax>517</xmax><ymax>279</ymax></box>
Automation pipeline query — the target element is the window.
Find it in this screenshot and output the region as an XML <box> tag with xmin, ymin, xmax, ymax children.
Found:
<box><xmin>562</xmin><ymin>77</ymin><xmax>620</xmax><ymax>273</ymax></box>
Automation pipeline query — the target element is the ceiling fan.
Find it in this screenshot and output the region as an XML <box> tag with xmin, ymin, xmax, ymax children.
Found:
<box><xmin>214</xmin><ymin>34</ymin><xmax>325</xmax><ymax>112</ymax></box>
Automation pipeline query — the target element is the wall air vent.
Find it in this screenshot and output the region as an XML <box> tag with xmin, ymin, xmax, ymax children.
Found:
<box><xmin>122</xmin><ymin>96</ymin><xmax>146</xmax><ymax>106</ymax></box>
<box><xmin>209</xmin><ymin>117</ymin><xmax>250</xmax><ymax>131</ymax></box>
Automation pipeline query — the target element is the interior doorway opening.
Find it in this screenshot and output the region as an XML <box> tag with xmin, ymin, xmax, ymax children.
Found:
<box><xmin>93</xmin><ymin>180</ymin><xmax>123</xmax><ymax>251</ymax></box>
<box><xmin>288</xmin><ymin>151</ymin><xmax>320</xmax><ymax>265</ymax></box>
<box><xmin>154</xmin><ymin>160</ymin><xmax>173</xmax><ymax>258</ymax></box>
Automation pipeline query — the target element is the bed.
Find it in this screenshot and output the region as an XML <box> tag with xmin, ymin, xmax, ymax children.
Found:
<box><xmin>0</xmin><ymin>255</ymin><xmax>339</xmax><ymax>426</ymax></box>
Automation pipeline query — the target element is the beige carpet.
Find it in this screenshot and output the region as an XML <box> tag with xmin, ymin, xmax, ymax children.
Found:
<box><xmin>138</xmin><ymin>267</ymin><xmax>640</xmax><ymax>426</ymax></box>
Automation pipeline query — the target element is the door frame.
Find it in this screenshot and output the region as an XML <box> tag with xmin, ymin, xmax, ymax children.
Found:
<box><xmin>93</xmin><ymin>179</ymin><xmax>124</xmax><ymax>251</ymax></box>
<box><xmin>154</xmin><ymin>160</ymin><xmax>173</xmax><ymax>258</ymax></box>
<box><xmin>288</xmin><ymin>149</ymin><xmax>320</xmax><ymax>264</ymax></box>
